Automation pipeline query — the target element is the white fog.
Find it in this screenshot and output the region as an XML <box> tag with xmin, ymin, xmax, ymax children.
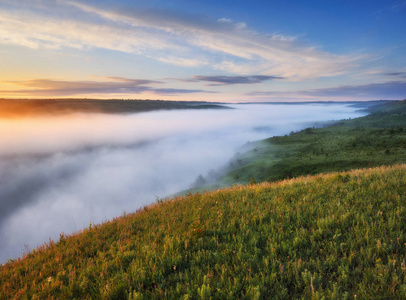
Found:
<box><xmin>0</xmin><ymin>103</ymin><xmax>366</xmax><ymax>263</ymax></box>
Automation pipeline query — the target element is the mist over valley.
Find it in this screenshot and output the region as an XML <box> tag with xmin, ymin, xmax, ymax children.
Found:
<box><xmin>0</xmin><ymin>102</ymin><xmax>367</xmax><ymax>263</ymax></box>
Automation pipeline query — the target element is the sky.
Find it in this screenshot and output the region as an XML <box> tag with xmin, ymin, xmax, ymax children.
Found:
<box><xmin>0</xmin><ymin>0</ymin><xmax>405</xmax><ymax>101</ymax></box>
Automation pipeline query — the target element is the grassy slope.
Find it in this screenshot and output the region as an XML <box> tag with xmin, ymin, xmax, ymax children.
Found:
<box><xmin>1</xmin><ymin>165</ymin><xmax>406</xmax><ymax>299</ymax></box>
<box><xmin>219</xmin><ymin>100</ymin><xmax>406</xmax><ymax>185</ymax></box>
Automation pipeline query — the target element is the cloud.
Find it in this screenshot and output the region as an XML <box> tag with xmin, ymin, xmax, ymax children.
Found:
<box><xmin>218</xmin><ymin>18</ymin><xmax>232</xmax><ymax>23</ymax></box>
<box><xmin>217</xmin><ymin>17</ymin><xmax>246</xmax><ymax>29</ymax></box>
<box><xmin>0</xmin><ymin>1</ymin><xmax>362</xmax><ymax>79</ymax></box>
<box><xmin>0</xmin><ymin>103</ymin><xmax>366</xmax><ymax>262</ymax></box>
<box><xmin>156</xmin><ymin>57</ymin><xmax>209</xmax><ymax>67</ymax></box>
<box><xmin>390</xmin><ymin>0</ymin><xmax>406</xmax><ymax>12</ymax></box>
<box><xmin>183</xmin><ymin>75</ymin><xmax>284</xmax><ymax>86</ymax></box>
<box><xmin>303</xmin><ymin>81</ymin><xmax>406</xmax><ymax>99</ymax></box>
<box><xmin>0</xmin><ymin>78</ymin><xmax>211</xmax><ymax>97</ymax></box>
<box><xmin>373</xmin><ymin>0</ymin><xmax>406</xmax><ymax>19</ymax></box>
<box><xmin>152</xmin><ymin>88</ymin><xmax>217</xmax><ymax>95</ymax></box>
<box><xmin>247</xmin><ymin>81</ymin><xmax>406</xmax><ymax>100</ymax></box>
<box><xmin>385</xmin><ymin>72</ymin><xmax>406</xmax><ymax>78</ymax></box>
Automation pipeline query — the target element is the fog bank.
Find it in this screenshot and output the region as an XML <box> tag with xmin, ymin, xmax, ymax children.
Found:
<box><xmin>0</xmin><ymin>103</ymin><xmax>365</xmax><ymax>263</ymax></box>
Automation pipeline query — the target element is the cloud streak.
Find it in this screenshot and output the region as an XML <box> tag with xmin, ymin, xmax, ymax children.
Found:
<box><xmin>303</xmin><ymin>81</ymin><xmax>406</xmax><ymax>99</ymax></box>
<box><xmin>0</xmin><ymin>78</ymin><xmax>211</xmax><ymax>97</ymax></box>
<box><xmin>385</xmin><ymin>72</ymin><xmax>406</xmax><ymax>78</ymax></box>
<box><xmin>0</xmin><ymin>0</ymin><xmax>362</xmax><ymax>79</ymax></box>
<box><xmin>248</xmin><ymin>81</ymin><xmax>406</xmax><ymax>100</ymax></box>
<box><xmin>183</xmin><ymin>75</ymin><xmax>284</xmax><ymax>86</ymax></box>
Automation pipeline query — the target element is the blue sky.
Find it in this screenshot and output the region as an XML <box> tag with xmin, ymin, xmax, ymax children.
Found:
<box><xmin>0</xmin><ymin>0</ymin><xmax>405</xmax><ymax>101</ymax></box>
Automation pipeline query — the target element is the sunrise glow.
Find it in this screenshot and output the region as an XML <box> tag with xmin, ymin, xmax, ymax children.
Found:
<box><xmin>0</xmin><ymin>0</ymin><xmax>405</xmax><ymax>101</ymax></box>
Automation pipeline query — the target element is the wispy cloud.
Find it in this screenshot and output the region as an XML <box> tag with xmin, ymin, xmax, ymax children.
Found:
<box><xmin>182</xmin><ymin>75</ymin><xmax>284</xmax><ymax>86</ymax></box>
<box><xmin>248</xmin><ymin>81</ymin><xmax>406</xmax><ymax>100</ymax></box>
<box><xmin>303</xmin><ymin>81</ymin><xmax>406</xmax><ymax>99</ymax></box>
<box><xmin>373</xmin><ymin>0</ymin><xmax>406</xmax><ymax>19</ymax></box>
<box><xmin>0</xmin><ymin>78</ymin><xmax>211</xmax><ymax>97</ymax></box>
<box><xmin>0</xmin><ymin>0</ymin><xmax>362</xmax><ymax>79</ymax></box>
<box><xmin>384</xmin><ymin>72</ymin><xmax>406</xmax><ymax>78</ymax></box>
<box><xmin>390</xmin><ymin>0</ymin><xmax>406</xmax><ymax>12</ymax></box>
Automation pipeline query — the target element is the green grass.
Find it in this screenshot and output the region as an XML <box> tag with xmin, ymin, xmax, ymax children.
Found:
<box><xmin>217</xmin><ymin>100</ymin><xmax>406</xmax><ymax>186</ymax></box>
<box><xmin>1</xmin><ymin>164</ymin><xmax>406</xmax><ymax>299</ymax></box>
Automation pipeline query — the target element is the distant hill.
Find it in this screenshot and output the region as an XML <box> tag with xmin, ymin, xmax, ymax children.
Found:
<box><xmin>0</xmin><ymin>99</ymin><xmax>229</xmax><ymax>117</ymax></box>
<box><xmin>1</xmin><ymin>164</ymin><xmax>406</xmax><ymax>298</ymax></box>
<box><xmin>187</xmin><ymin>100</ymin><xmax>406</xmax><ymax>191</ymax></box>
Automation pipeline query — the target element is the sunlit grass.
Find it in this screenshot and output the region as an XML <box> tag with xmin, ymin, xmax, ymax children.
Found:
<box><xmin>1</xmin><ymin>164</ymin><xmax>406</xmax><ymax>299</ymax></box>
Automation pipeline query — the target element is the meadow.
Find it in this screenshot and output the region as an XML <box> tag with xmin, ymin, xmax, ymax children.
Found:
<box><xmin>1</xmin><ymin>165</ymin><xmax>406</xmax><ymax>299</ymax></box>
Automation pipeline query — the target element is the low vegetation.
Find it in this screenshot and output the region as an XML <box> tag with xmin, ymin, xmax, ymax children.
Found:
<box><xmin>218</xmin><ymin>100</ymin><xmax>406</xmax><ymax>185</ymax></box>
<box><xmin>1</xmin><ymin>165</ymin><xmax>406</xmax><ymax>299</ymax></box>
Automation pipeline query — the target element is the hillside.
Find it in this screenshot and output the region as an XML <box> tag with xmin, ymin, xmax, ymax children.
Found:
<box><xmin>213</xmin><ymin>100</ymin><xmax>406</xmax><ymax>186</ymax></box>
<box><xmin>1</xmin><ymin>165</ymin><xmax>406</xmax><ymax>299</ymax></box>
